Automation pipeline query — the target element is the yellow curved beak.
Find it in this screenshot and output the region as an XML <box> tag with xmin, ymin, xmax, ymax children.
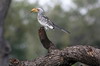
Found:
<box><xmin>31</xmin><ymin>8</ymin><xmax>39</xmax><ymax>12</ymax></box>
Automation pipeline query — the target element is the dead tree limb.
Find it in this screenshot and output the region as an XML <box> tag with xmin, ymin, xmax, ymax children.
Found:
<box><xmin>0</xmin><ymin>0</ymin><xmax>11</xmax><ymax>66</ymax></box>
<box><xmin>9</xmin><ymin>27</ymin><xmax>100</xmax><ymax>66</ymax></box>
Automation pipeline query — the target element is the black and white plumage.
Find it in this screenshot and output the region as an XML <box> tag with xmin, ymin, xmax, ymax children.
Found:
<box><xmin>31</xmin><ymin>8</ymin><xmax>70</xmax><ymax>34</ymax></box>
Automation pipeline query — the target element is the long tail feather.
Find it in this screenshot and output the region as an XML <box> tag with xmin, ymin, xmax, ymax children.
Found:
<box><xmin>53</xmin><ymin>24</ymin><xmax>70</xmax><ymax>34</ymax></box>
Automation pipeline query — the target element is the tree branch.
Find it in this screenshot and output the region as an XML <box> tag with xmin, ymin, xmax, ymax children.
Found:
<box><xmin>38</xmin><ymin>27</ymin><xmax>56</xmax><ymax>51</ymax></box>
<box><xmin>0</xmin><ymin>0</ymin><xmax>11</xmax><ymax>66</ymax></box>
<box><xmin>9</xmin><ymin>27</ymin><xmax>100</xmax><ymax>66</ymax></box>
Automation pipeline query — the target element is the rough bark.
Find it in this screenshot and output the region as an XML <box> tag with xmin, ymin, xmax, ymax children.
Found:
<box><xmin>0</xmin><ymin>0</ymin><xmax>11</xmax><ymax>66</ymax></box>
<box><xmin>9</xmin><ymin>27</ymin><xmax>100</xmax><ymax>66</ymax></box>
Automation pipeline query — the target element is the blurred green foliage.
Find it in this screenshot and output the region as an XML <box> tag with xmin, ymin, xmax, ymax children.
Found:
<box><xmin>4</xmin><ymin>0</ymin><xmax>100</xmax><ymax>62</ymax></box>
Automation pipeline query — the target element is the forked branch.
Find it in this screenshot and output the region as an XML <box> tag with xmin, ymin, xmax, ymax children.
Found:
<box><xmin>9</xmin><ymin>27</ymin><xmax>100</xmax><ymax>66</ymax></box>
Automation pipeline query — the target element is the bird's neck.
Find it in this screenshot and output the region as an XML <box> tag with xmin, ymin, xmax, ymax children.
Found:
<box><xmin>38</xmin><ymin>11</ymin><xmax>44</xmax><ymax>16</ymax></box>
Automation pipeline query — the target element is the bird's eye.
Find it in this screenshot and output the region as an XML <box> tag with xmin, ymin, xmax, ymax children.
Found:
<box><xmin>37</xmin><ymin>9</ymin><xmax>39</xmax><ymax>11</ymax></box>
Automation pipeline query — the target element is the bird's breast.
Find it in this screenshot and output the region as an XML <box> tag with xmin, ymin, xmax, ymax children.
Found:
<box><xmin>38</xmin><ymin>18</ymin><xmax>48</xmax><ymax>26</ymax></box>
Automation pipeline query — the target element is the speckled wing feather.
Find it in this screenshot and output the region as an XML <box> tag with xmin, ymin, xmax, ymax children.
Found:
<box><xmin>43</xmin><ymin>16</ymin><xmax>70</xmax><ymax>33</ymax></box>
<box><xmin>42</xmin><ymin>15</ymin><xmax>54</xmax><ymax>28</ymax></box>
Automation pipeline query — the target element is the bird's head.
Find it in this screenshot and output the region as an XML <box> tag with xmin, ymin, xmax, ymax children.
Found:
<box><xmin>31</xmin><ymin>8</ymin><xmax>44</xmax><ymax>13</ymax></box>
